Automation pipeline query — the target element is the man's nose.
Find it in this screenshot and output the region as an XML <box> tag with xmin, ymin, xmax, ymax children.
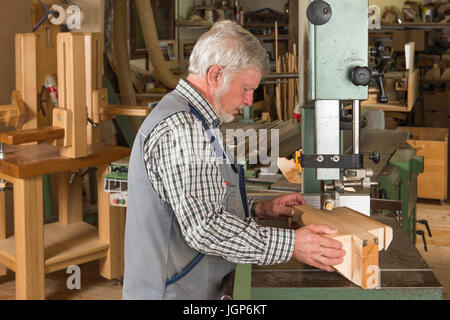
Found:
<box><xmin>243</xmin><ymin>91</ymin><xmax>253</xmax><ymax>106</ymax></box>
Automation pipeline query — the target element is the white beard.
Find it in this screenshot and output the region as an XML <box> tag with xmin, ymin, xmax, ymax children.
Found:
<box><xmin>213</xmin><ymin>96</ymin><xmax>235</xmax><ymax>123</ymax></box>
<box><xmin>213</xmin><ymin>80</ymin><xmax>235</xmax><ymax>123</ymax></box>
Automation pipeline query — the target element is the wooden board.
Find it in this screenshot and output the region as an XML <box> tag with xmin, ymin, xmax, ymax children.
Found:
<box><xmin>0</xmin><ymin>143</ymin><xmax>130</xmax><ymax>179</ymax></box>
<box><xmin>290</xmin><ymin>205</ymin><xmax>393</xmax><ymax>289</ymax></box>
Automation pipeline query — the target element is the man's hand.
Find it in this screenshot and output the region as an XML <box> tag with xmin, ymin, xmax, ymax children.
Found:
<box><xmin>292</xmin><ymin>224</ymin><xmax>346</xmax><ymax>272</ymax></box>
<box><xmin>255</xmin><ymin>193</ymin><xmax>305</xmax><ymax>219</ymax></box>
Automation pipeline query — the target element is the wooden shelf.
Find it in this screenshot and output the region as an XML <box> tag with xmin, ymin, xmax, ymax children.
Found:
<box><xmin>254</xmin><ymin>35</ymin><xmax>289</xmax><ymax>41</ymax></box>
<box><xmin>371</xmin><ymin>23</ymin><xmax>450</xmax><ymax>31</ymax></box>
<box><xmin>175</xmin><ymin>20</ymin><xmax>213</xmax><ymax>28</ymax></box>
<box><xmin>0</xmin><ymin>143</ymin><xmax>130</xmax><ymax>179</ymax></box>
<box><xmin>0</xmin><ymin>221</ymin><xmax>109</xmax><ymax>274</ymax></box>
<box><xmin>244</xmin><ymin>23</ymin><xmax>288</xmax><ymax>27</ymax></box>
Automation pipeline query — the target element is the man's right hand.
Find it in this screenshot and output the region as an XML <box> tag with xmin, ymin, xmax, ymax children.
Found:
<box><xmin>292</xmin><ymin>224</ymin><xmax>346</xmax><ymax>272</ymax></box>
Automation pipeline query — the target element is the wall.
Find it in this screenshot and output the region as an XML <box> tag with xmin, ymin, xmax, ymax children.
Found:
<box><xmin>0</xmin><ymin>1</ymin><xmax>33</xmax><ymax>105</ymax></box>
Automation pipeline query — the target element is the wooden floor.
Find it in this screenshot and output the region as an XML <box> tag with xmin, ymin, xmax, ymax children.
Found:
<box><xmin>0</xmin><ymin>203</ymin><xmax>448</xmax><ymax>300</ymax></box>
<box><xmin>415</xmin><ymin>200</ymin><xmax>450</xmax><ymax>300</ymax></box>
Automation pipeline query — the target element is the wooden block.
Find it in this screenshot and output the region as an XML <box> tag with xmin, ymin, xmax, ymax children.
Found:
<box><xmin>52</xmin><ymin>107</ymin><xmax>72</xmax><ymax>147</ymax></box>
<box><xmin>100</xmin><ymin>105</ymin><xmax>151</xmax><ymax>117</ymax></box>
<box><xmin>8</xmin><ymin>91</ymin><xmax>26</xmax><ymax>129</ymax></box>
<box><xmin>261</xmin><ymin>112</ymin><xmax>271</xmax><ymax>123</ymax></box>
<box><xmin>290</xmin><ymin>204</ymin><xmax>392</xmax><ymax>289</ymax></box>
<box><xmin>0</xmin><ymin>126</ymin><xmax>65</xmax><ymax>145</ymax></box>
<box><xmin>92</xmin><ymin>88</ymin><xmax>108</xmax><ymax>124</ymax></box>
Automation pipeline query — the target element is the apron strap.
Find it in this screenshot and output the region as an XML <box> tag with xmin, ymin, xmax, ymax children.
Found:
<box><xmin>165</xmin><ymin>104</ymin><xmax>250</xmax><ymax>288</ymax></box>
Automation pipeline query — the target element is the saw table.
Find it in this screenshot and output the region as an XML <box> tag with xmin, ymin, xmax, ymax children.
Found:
<box><xmin>232</xmin><ymin>214</ymin><xmax>442</xmax><ymax>299</ymax></box>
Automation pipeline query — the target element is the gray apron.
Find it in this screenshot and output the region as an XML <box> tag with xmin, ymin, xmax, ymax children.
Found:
<box><xmin>123</xmin><ymin>90</ymin><xmax>249</xmax><ymax>300</ymax></box>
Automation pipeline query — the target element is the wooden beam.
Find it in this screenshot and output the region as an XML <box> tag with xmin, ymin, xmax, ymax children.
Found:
<box><xmin>56</xmin><ymin>32</ymin><xmax>87</xmax><ymax>158</ymax></box>
<box><xmin>100</xmin><ymin>105</ymin><xmax>151</xmax><ymax>117</ymax></box>
<box><xmin>15</xmin><ymin>33</ymin><xmax>38</xmax><ymax>130</ymax></box>
<box><xmin>57</xmin><ymin>171</ymin><xmax>83</xmax><ymax>225</ymax></box>
<box><xmin>85</xmin><ymin>33</ymin><xmax>103</xmax><ymax>145</ymax></box>
<box><xmin>0</xmin><ymin>126</ymin><xmax>64</xmax><ymax>145</ymax></box>
<box><xmin>14</xmin><ymin>175</ymin><xmax>45</xmax><ymax>299</ymax></box>
<box><xmin>290</xmin><ymin>204</ymin><xmax>393</xmax><ymax>289</ymax></box>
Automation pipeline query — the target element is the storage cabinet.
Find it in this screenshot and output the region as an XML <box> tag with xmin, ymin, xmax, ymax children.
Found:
<box><xmin>397</xmin><ymin>127</ymin><xmax>448</xmax><ymax>201</ymax></box>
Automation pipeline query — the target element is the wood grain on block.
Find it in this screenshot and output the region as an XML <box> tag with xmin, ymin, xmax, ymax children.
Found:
<box><xmin>290</xmin><ymin>204</ymin><xmax>392</xmax><ymax>289</ymax></box>
<box><xmin>0</xmin><ymin>127</ymin><xmax>65</xmax><ymax>145</ymax></box>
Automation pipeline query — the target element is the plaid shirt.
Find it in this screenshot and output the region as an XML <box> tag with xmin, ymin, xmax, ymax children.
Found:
<box><xmin>143</xmin><ymin>79</ymin><xmax>295</xmax><ymax>265</ymax></box>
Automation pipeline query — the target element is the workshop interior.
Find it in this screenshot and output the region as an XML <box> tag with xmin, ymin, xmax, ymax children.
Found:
<box><xmin>0</xmin><ymin>0</ymin><xmax>449</xmax><ymax>300</ymax></box>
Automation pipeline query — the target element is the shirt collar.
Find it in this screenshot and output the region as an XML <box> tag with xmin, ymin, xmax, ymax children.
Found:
<box><xmin>175</xmin><ymin>79</ymin><xmax>221</xmax><ymax>128</ymax></box>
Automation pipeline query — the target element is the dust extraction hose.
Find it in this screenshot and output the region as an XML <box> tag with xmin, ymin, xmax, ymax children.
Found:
<box><xmin>135</xmin><ymin>0</ymin><xmax>180</xmax><ymax>89</ymax></box>
<box><xmin>113</xmin><ymin>0</ymin><xmax>136</xmax><ymax>106</ymax></box>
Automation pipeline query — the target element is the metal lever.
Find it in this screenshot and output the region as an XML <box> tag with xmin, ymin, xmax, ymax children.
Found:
<box><xmin>370</xmin><ymin>40</ymin><xmax>390</xmax><ymax>103</ymax></box>
<box><xmin>416</xmin><ymin>230</ymin><xmax>428</xmax><ymax>252</ymax></box>
<box><xmin>87</xmin><ymin>117</ymin><xmax>99</xmax><ymax>128</ymax></box>
<box><xmin>417</xmin><ymin>219</ymin><xmax>432</xmax><ymax>237</ymax></box>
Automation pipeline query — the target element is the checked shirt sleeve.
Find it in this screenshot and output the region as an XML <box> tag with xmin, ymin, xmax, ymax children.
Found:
<box><xmin>144</xmin><ymin>113</ymin><xmax>295</xmax><ymax>265</ymax></box>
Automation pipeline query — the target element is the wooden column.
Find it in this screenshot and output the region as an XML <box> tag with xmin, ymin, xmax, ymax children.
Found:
<box><xmin>56</xmin><ymin>32</ymin><xmax>88</xmax><ymax>158</ymax></box>
<box><xmin>57</xmin><ymin>171</ymin><xmax>83</xmax><ymax>224</ymax></box>
<box><xmin>0</xmin><ymin>187</ymin><xmax>6</xmax><ymax>276</ymax></box>
<box><xmin>13</xmin><ymin>175</ymin><xmax>45</xmax><ymax>300</ymax></box>
<box><xmin>85</xmin><ymin>33</ymin><xmax>104</xmax><ymax>145</ymax></box>
<box><xmin>97</xmin><ymin>165</ymin><xmax>125</xmax><ymax>279</ymax></box>
<box><xmin>15</xmin><ymin>34</ymin><xmax>38</xmax><ymax>130</ymax></box>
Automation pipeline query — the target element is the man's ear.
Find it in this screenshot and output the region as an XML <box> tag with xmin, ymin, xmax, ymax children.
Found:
<box><xmin>206</xmin><ymin>65</ymin><xmax>223</xmax><ymax>88</ymax></box>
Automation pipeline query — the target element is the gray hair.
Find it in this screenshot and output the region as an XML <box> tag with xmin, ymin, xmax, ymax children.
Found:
<box><xmin>188</xmin><ymin>20</ymin><xmax>270</xmax><ymax>77</ymax></box>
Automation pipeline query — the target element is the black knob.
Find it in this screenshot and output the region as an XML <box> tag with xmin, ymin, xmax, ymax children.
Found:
<box><xmin>351</xmin><ymin>66</ymin><xmax>371</xmax><ymax>86</ymax></box>
<box><xmin>307</xmin><ymin>0</ymin><xmax>332</xmax><ymax>25</ymax></box>
<box><xmin>369</xmin><ymin>151</ymin><xmax>381</xmax><ymax>164</ymax></box>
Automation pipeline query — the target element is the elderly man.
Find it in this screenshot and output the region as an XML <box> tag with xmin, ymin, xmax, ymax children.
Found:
<box><xmin>123</xmin><ymin>20</ymin><xmax>345</xmax><ymax>300</ymax></box>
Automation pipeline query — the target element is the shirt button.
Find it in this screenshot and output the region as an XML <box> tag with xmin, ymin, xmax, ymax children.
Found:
<box><xmin>212</xmin><ymin>119</ymin><xmax>220</xmax><ymax>128</ymax></box>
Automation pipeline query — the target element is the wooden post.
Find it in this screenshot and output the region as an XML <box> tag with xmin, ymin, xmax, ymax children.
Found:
<box><xmin>15</xmin><ymin>34</ymin><xmax>38</xmax><ymax>130</ymax></box>
<box><xmin>0</xmin><ymin>184</ymin><xmax>6</xmax><ymax>276</ymax></box>
<box><xmin>275</xmin><ymin>21</ymin><xmax>282</xmax><ymax>121</ymax></box>
<box><xmin>85</xmin><ymin>33</ymin><xmax>104</xmax><ymax>145</ymax></box>
<box><xmin>97</xmin><ymin>165</ymin><xmax>125</xmax><ymax>279</ymax></box>
<box><xmin>14</xmin><ymin>175</ymin><xmax>45</xmax><ymax>299</ymax></box>
<box><xmin>57</xmin><ymin>171</ymin><xmax>83</xmax><ymax>224</ymax></box>
<box><xmin>56</xmin><ymin>32</ymin><xmax>88</xmax><ymax>158</ymax></box>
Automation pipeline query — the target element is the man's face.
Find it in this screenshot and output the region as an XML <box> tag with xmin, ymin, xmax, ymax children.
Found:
<box><xmin>214</xmin><ymin>68</ymin><xmax>262</xmax><ymax>123</ymax></box>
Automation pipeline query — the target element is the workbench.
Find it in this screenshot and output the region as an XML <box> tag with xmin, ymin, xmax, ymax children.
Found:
<box><xmin>0</xmin><ymin>142</ymin><xmax>130</xmax><ymax>299</ymax></box>
<box><xmin>233</xmin><ymin>214</ymin><xmax>442</xmax><ymax>299</ymax></box>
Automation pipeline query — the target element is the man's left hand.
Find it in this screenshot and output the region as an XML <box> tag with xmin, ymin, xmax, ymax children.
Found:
<box><xmin>256</xmin><ymin>193</ymin><xmax>305</xmax><ymax>219</ymax></box>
